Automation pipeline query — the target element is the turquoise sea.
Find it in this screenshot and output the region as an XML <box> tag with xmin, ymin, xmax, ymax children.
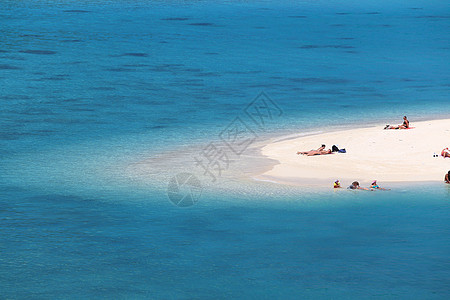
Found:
<box><xmin>1</xmin><ymin>0</ymin><xmax>449</xmax><ymax>298</ymax></box>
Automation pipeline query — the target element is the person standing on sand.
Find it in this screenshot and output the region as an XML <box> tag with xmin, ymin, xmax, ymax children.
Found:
<box><xmin>445</xmin><ymin>171</ymin><xmax>450</xmax><ymax>184</ymax></box>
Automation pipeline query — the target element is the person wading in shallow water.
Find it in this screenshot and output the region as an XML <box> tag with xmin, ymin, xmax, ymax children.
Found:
<box><xmin>347</xmin><ymin>181</ymin><xmax>371</xmax><ymax>191</ymax></box>
<box><xmin>370</xmin><ymin>180</ymin><xmax>390</xmax><ymax>190</ymax></box>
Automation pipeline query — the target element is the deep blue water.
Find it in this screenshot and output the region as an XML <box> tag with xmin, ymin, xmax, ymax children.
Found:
<box><xmin>1</xmin><ymin>0</ymin><xmax>449</xmax><ymax>298</ymax></box>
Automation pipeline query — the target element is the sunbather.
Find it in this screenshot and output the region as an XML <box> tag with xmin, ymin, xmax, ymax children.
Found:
<box><xmin>384</xmin><ymin>116</ymin><xmax>409</xmax><ymax>129</ymax></box>
<box><xmin>305</xmin><ymin>149</ymin><xmax>333</xmax><ymax>156</ymax></box>
<box><xmin>441</xmin><ymin>148</ymin><xmax>450</xmax><ymax>158</ymax></box>
<box><xmin>297</xmin><ymin>144</ymin><xmax>325</xmax><ymax>155</ymax></box>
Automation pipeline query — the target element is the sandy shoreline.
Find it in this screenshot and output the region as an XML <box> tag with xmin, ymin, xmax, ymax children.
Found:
<box><xmin>255</xmin><ymin>118</ymin><xmax>450</xmax><ymax>188</ymax></box>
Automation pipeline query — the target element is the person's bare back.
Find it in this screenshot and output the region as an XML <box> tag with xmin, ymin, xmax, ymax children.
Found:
<box><xmin>305</xmin><ymin>149</ymin><xmax>333</xmax><ymax>156</ymax></box>
<box><xmin>297</xmin><ymin>144</ymin><xmax>325</xmax><ymax>155</ymax></box>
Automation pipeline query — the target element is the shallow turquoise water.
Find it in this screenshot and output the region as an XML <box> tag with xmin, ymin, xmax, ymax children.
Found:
<box><xmin>1</xmin><ymin>0</ymin><xmax>450</xmax><ymax>298</ymax></box>
<box><xmin>1</xmin><ymin>187</ymin><xmax>450</xmax><ymax>298</ymax></box>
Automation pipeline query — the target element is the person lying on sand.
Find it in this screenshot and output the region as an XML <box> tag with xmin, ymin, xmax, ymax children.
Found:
<box><xmin>370</xmin><ymin>180</ymin><xmax>390</xmax><ymax>190</ymax></box>
<box><xmin>304</xmin><ymin>149</ymin><xmax>333</xmax><ymax>156</ymax></box>
<box><xmin>441</xmin><ymin>148</ymin><xmax>450</xmax><ymax>158</ymax></box>
<box><xmin>445</xmin><ymin>171</ymin><xmax>450</xmax><ymax>184</ymax></box>
<box><xmin>347</xmin><ymin>181</ymin><xmax>371</xmax><ymax>191</ymax></box>
<box><xmin>384</xmin><ymin>116</ymin><xmax>409</xmax><ymax>129</ymax></box>
<box><xmin>297</xmin><ymin>144</ymin><xmax>325</xmax><ymax>155</ymax></box>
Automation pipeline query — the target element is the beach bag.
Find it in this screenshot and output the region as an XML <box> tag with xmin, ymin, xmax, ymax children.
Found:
<box><xmin>338</xmin><ymin>149</ymin><xmax>346</xmax><ymax>153</ymax></box>
<box><xmin>332</xmin><ymin>145</ymin><xmax>339</xmax><ymax>152</ymax></box>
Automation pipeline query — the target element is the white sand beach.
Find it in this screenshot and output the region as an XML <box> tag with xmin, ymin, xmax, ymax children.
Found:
<box><xmin>256</xmin><ymin>119</ymin><xmax>450</xmax><ymax>187</ymax></box>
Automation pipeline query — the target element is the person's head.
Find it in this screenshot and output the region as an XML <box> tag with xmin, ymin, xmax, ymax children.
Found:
<box><xmin>403</xmin><ymin>116</ymin><xmax>407</xmax><ymax>120</ymax></box>
<box><xmin>372</xmin><ymin>180</ymin><xmax>377</xmax><ymax>185</ymax></box>
<box><xmin>335</xmin><ymin>180</ymin><xmax>340</xmax><ymax>184</ymax></box>
<box><xmin>321</xmin><ymin>144</ymin><xmax>326</xmax><ymax>148</ymax></box>
<box><xmin>352</xmin><ymin>181</ymin><xmax>359</xmax><ymax>187</ymax></box>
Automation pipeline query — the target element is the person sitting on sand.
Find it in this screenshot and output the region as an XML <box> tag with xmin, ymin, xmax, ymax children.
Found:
<box><xmin>445</xmin><ymin>171</ymin><xmax>450</xmax><ymax>184</ymax></box>
<box><xmin>384</xmin><ymin>116</ymin><xmax>409</xmax><ymax>130</ymax></box>
<box><xmin>334</xmin><ymin>180</ymin><xmax>341</xmax><ymax>188</ymax></box>
<box><xmin>297</xmin><ymin>144</ymin><xmax>325</xmax><ymax>155</ymax></box>
<box><xmin>370</xmin><ymin>180</ymin><xmax>390</xmax><ymax>190</ymax></box>
<box><xmin>347</xmin><ymin>181</ymin><xmax>371</xmax><ymax>191</ymax></box>
<box><xmin>441</xmin><ymin>148</ymin><xmax>450</xmax><ymax>158</ymax></box>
